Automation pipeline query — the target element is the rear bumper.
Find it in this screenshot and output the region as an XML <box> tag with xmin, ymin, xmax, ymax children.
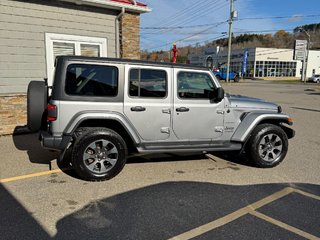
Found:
<box><xmin>40</xmin><ymin>131</ymin><xmax>72</xmax><ymax>151</ymax></box>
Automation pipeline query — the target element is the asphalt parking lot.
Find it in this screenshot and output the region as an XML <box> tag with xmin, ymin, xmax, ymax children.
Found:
<box><xmin>0</xmin><ymin>81</ymin><xmax>319</xmax><ymax>239</ymax></box>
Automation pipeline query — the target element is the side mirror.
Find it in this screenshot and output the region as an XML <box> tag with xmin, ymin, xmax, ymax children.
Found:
<box><xmin>210</xmin><ymin>87</ymin><xmax>224</xmax><ymax>103</ymax></box>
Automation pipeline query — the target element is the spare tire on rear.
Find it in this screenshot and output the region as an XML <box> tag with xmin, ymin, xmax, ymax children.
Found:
<box><xmin>27</xmin><ymin>81</ymin><xmax>48</xmax><ymax>132</ymax></box>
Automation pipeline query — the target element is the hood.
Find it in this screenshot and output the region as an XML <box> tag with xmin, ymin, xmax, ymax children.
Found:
<box><xmin>227</xmin><ymin>94</ymin><xmax>279</xmax><ymax>111</ymax></box>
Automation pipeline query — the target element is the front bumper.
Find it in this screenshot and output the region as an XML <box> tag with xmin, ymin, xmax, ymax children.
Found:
<box><xmin>40</xmin><ymin>131</ymin><xmax>72</xmax><ymax>151</ymax></box>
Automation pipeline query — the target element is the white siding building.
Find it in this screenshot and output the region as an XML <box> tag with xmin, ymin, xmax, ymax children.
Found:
<box><xmin>188</xmin><ymin>47</ymin><xmax>320</xmax><ymax>79</ymax></box>
<box><xmin>0</xmin><ymin>0</ymin><xmax>150</xmax><ymax>135</ymax></box>
<box><xmin>0</xmin><ymin>0</ymin><xmax>150</xmax><ymax>94</ymax></box>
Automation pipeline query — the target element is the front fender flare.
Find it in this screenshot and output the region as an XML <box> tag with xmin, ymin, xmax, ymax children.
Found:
<box><xmin>231</xmin><ymin>112</ymin><xmax>292</xmax><ymax>142</ymax></box>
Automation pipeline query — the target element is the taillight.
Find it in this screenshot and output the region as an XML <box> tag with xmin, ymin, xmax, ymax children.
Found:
<box><xmin>47</xmin><ymin>104</ymin><xmax>57</xmax><ymax>121</ymax></box>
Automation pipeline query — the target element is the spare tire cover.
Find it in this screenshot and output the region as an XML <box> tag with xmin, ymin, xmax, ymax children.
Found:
<box><xmin>27</xmin><ymin>81</ymin><xmax>47</xmax><ymax>132</ymax></box>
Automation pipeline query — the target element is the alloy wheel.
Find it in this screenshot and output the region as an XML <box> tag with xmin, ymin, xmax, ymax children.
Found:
<box><xmin>82</xmin><ymin>139</ymin><xmax>118</xmax><ymax>174</ymax></box>
<box><xmin>258</xmin><ymin>134</ymin><xmax>283</xmax><ymax>162</ymax></box>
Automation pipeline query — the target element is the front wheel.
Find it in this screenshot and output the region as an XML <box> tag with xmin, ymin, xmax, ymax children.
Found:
<box><xmin>246</xmin><ymin>124</ymin><xmax>288</xmax><ymax>168</ymax></box>
<box><xmin>72</xmin><ymin>128</ymin><xmax>127</xmax><ymax>181</ymax></box>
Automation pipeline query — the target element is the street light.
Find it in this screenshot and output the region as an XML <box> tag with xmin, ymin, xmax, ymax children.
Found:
<box><xmin>298</xmin><ymin>27</ymin><xmax>311</xmax><ymax>83</ymax></box>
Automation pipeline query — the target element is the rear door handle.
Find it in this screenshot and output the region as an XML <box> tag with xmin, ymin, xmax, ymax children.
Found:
<box><xmin>131</xmin><ymin>106</ymin><xmax>146</xmax><ymax>112</ymax></box>
<box><xmin>176</xmin><ymin>107</ymin><xmax>189</xmax><ymax>112</ymax></box>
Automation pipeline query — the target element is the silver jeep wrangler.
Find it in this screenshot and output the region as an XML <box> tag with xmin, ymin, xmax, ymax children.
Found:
<box><xmin>27</xmin><ymin>56</ymin><xmax>295</xmax><ymax>181</ymax></box>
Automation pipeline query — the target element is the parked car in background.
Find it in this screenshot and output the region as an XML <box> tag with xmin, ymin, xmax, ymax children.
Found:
<box><xmin>308</xmin><ymin>74</ymin><xmax>320</xmax><ymax>83</ymax></box>
<box><xmin>213</xmin><ymin>69</ymin><xmax>240</xmax><ymax>82</ymax></box>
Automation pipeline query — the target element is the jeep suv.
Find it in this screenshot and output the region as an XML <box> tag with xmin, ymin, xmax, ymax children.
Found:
<box><xmin>27</xmin><ymin>56</ymin><xmax>295</xmax><ymax>181</ymax></box>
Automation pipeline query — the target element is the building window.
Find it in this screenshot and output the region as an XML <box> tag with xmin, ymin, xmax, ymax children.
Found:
<box><xmin>45</xmin><ymin>33</ymin><xmax>107</xmax><ymax>86</ymax></box>
<box><xmin>65</xmin><ymin>64</ymin><xmax>118</xmax><ymax>97</ymax></box>
<box><xmin>255</xmin><ymin>61</ymin><xmax>297</xmax><ymax>78</ymax></box>
<box><xmin>129</xmin><ymin>69</ymin><xmax>167</xmax><ymax>98</ymax></box>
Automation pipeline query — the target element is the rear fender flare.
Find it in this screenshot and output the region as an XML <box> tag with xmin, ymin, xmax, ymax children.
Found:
<box><xmin>64</xmin><ymin>111</ymin><xmax>141</xmax><ymax>144</ymax></box>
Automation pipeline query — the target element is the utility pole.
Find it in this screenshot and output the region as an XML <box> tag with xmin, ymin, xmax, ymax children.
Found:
<box><xmin>226</xmin><ymin>0</ymin><xmax>235</xmax><ymax>83</ymax></box>
<box><xmin>299</xmin><ymin>28</ymin><xmax>311</xmax><ymax>83</ymax></box>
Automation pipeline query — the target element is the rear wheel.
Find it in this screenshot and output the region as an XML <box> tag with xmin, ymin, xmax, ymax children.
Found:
<box><xmin>246</xmin><ymin>124</ymin><xmax>288</xmax><ymax>168</ymax></box>
<box><xmin>234</xmin><ymin>76</ymin><xmax>240</xmax><ymax>82</ymax></box>
<box><xmin>27</xmin><ymin>81</ymin><xmax>47</xmax><ymax>132</ymax></box>
<box><xmin>72</xmin><ymin>128</ymin><xmax>127</xmax><ymax>181</ymax></box>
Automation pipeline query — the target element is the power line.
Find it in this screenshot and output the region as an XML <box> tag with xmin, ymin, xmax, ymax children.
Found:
<box><xmin>166</xmin><ymin>1</ymin><xmax>228</xmax><ymax>30</ymax></box>
<box><xmin>141</xmin><ymin>0</ymin><xmax>229</xmax><ymax>50</ymax></box>
<box><xmin>142</xmin><ymin>28</ymin><xmax>295</xmax><ymax>36</ymax></box>
<box><xmin>144</xmin><ymin>0</ymin><xmax>215</xmax><ymax>35</ymax></box>
<box><xmin>233</xmin><ymin>28</ymin><xmax>295</xmax><ymax>34</ymax></box>
<box><xmin>157</xmin><ymin>0</ymin><xmax>214</xmax><ymax>28</ymax></box>
<box><xmin>238</xmin><ymin>14</ymin><xmax>320</xmax><ymax>21</ymax></box>
<box><xmin>183</xmin><ymin>33</ymin><xmax>229</xmax><ymax>47</ymax></box>
<box><xmin>142</xmin><ymin>26</ymin><xmax>300</xmax><ymax>51</ymax></box>
<box><xmin>146</xmin><ymin>0</ymin><xmax>207</xmax><ymax>29</ymax></box>
<box><xmin>142</xmin><ymin>25</ymin><xmax>311</xmax><ymax>52</ymax></box>
<box><xmin>170</xmin><ymin>3</ymin><xmax>227</xmax><ymax>31</ymax></box>
<box><xmin>142</xmin><ymin>21</ymin><xmax>226</xmax><ymax>30</ymax></box>
<box><xmin>146</xmin><ymin>0</ymin><xmax>225</xmax><ymax>35</ymax></box>
<box><xmin>141</xmin><ymin>14</ymin><xmax>320</xmax><ymax>30</ymax></box>
<box><xmin>146</xmin><ymin>1</ymin><xmax>227</xmax><ymax>34</ymax></box>
<box><xmin>145</xmin><ymin>22</ymin><xmax>227</xmax><ymax>51</ymax></box>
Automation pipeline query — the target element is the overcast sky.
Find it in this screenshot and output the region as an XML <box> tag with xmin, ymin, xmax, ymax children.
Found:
<box><xmin>140</xmin><ymin>0</ymin><xmax>320</xmax><ymax>51</ymax></box>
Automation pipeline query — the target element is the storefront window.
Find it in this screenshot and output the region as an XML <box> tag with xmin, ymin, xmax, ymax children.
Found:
<box><xmin>255</xmin><ymin>61</ymin><xmax>297</xmax><ymax>78</ymax></box>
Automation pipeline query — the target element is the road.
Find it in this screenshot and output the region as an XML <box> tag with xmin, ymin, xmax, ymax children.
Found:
<box><xmin>0</xmin><ymin>81</ymin><xmax>319</xmax><ymax>239</ymax></box>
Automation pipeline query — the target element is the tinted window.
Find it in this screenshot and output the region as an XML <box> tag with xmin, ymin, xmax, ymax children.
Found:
<box><xmin>129</xmin><ymin>69</ymin><xmax>167</xmax><ymax>98</ymax></box>
<box><xmin>178</xmin><ymin>71</ymin><xmax>214</xmax><ymax>99</ymax></box>
<box><xmin>65</xmin><ymin>64</ymin><xmax>118</xmax><ymax>97</ymax></box>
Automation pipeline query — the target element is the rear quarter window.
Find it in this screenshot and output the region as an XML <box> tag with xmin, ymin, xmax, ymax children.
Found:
<box><xmin>65</xmin><ymin>64</ymin><xmax>118</xmax><ymax>97</ymax></box>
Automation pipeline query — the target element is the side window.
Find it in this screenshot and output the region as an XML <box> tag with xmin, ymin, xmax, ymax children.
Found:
<box><xmin>177</xmin><ymin>71</ymin><xmax>214</xmax><ymax>99</ymax></box>
<box><xmin>65</xmin><ymin>64</ymin><xmax>118</xmax><ymax>97</ymax></box>
<box><xmin>129</xmin><ymin>69</ymin><xmax>167</xmax><ymax>98</ymax></box>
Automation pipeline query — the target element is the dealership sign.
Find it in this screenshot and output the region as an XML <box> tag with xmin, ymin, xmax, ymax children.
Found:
<box><xmin>294</xmin><ymin>40</ymin><xmax>307</xmax><ymax>61</ymax></box>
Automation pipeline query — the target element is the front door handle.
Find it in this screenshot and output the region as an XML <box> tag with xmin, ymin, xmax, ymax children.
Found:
<box><xmin>131</xmin><ymin>106</ymin><xmax>146</xmax><ymax>112</ymax></box>
<box><xmin>176</xmin><ymin>107</ymin><xmax>189</xmax><ymax>112</ymax></box>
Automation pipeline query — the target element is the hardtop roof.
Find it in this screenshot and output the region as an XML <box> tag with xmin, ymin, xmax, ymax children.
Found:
<box><xmin>57</xmin><ymin>56</ymin><xmax>209</xmax><ymax>71</ymax></box>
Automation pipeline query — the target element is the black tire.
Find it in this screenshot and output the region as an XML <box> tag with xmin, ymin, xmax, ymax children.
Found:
<box><xmin>215</xmin><ymin>75</ymin><xmax>221</xmax><ymax>80</ymax></box>
<box><xmin>27</xmin><ymin>81</ymin><xmax>47</xmax><ymax>132</ymax></box>
<box><xmin>71</xmin><ymin>128</ymin><xmax>127</xmax><ymax>181</ymax></box>
<box><xmin>246</xmin><ymin>124</ymin><xmax>288</xmax><ymax>168</ymax></box>
<box><xmin>234</xmin><ymin>76</ymin><xmax>240</xmax><ymax>82</ymax></box>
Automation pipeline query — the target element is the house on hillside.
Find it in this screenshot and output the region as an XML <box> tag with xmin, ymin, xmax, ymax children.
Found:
<box><xmin>0</xmin><ymin>0</ymin><xmax>150</xmax><ymax>134</ymax></box>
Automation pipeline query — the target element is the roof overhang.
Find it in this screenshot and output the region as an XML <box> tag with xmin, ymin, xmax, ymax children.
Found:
<box><xmin>59</xmin><ymin>0</ymin><xmax>151</xmax><ymax>13</ymax></box>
